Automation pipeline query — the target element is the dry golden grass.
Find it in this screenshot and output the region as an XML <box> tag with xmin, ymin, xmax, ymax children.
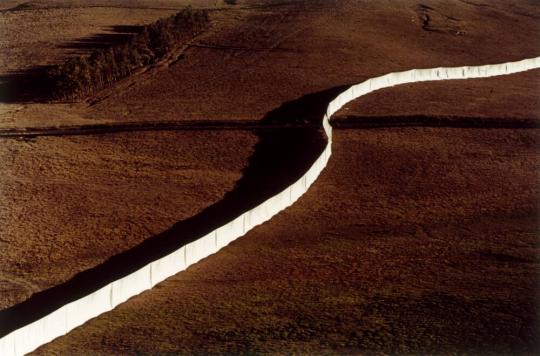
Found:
<box><xmin>0</xmin><ymin>0</ymin><xmax>539</xmax><ymax>354</ymax></box>
<box><xmin>0</xmin><ymin>130</ymin><xmax>257</xmax><ymax>308</ymax></box>
<box><xmin>35</xmin><ymin>124</ymin><xmax>539</xmax><ymax>354</ymax></box>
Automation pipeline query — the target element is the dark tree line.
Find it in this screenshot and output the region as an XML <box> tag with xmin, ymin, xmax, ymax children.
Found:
<box><xmin>47</xmin><ymin>8</ymin><xmax>209</xmax><ymax>101</ymax></box>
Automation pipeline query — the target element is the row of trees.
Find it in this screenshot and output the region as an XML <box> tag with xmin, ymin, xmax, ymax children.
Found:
<box><xmin>47</xmin><ymin>8</ymin><xmax>209</xmax><ymax>101</ymax></box>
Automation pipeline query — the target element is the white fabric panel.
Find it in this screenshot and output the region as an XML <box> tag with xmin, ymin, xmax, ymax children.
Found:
<box><xmin>185</xmin><ymin>232</ymin><xmax>215</xmax><ymax>267</ymax></box>
<box><xmin>8</xmin><ymin>321</ymin><xmax>31</xmax><ymax>356</ymax></box>
<box><xmin>322</xmin><ymin>118</ymin><xmax>332</xmax><ymax>141</ymax></box>
<box><xmin>326</xmin><ymin>100</ymin><xmax>338</xmax><ymax>119</ymax></box>
<box><xmin>305</xmin><ymin>155</ymin><xmax>323</xmax><ymax>188</ymax></box>
<box><xmin>0</xmin><ymin>335</ymin><xmax>11</xmax><ymax>356</ymax></box>
<box><xmin>256</xmin><ymin>201</ymin><xmax>271</xmax><ymax>226</ymax></box>
<box><xmin>336</xmin><ymin>88</ymin><xmax>353</xmax><ymax>111</ymax></box>
<box><xmin>369</xmin><ymin>76</ymin><xmax>385</xmax><ymax>91</ymax></box>
<box><xmin>246</xmin><ymin>207</ymin><xmax>261</xmax><ymax>234</ymax></box>
<box><xmin>384</xmin><ymin>73</ymin><xmax>397</xmax><ymax>86</ymax></box>
<box><xmin>203</xmin><ymin>232</ymin><xmax>217</xmax><ymax>258</ymax></box>
<box><xmin>247</xmin><ymin>204</ymin><xmax>265</xmax><ymax>229</ymax></box>
<box><xmin>265</xmin><ymin>194</ymin><xmax>282</xmax><ymax>218</ymax></box>
<box><xmin>222</xmin><ymin>218</ymin><xmax>242</xmax><ymax>246</ymax></box>
<box><xmin>270</xmin><ymin>191</ymin><xmax>285</xmax><ymax>213</ymax></box>
<box><xmin>246</xmin><ymin>206</ymin><xmax>263</xmax><ymax>231</ymax></box>
<box><xmin>0</xmin><ymin>333</ymin><xmax>9</xmax><ymax>355</ymax></box>
<box><xmin>242</xmin><ymin>210</ymin><xmax>252</xmax><ymax>233</ymax></box>
<box><xmin>466</xmin><ymin>67</ymin><xmax>475</xmax><ymax>78</ymax></box>
<box><xmin>229</xmin><ymin>216</ymin><xmax>245</xmax><ymax>243</ymax></box>
<box><xmin>512</xmin><ymin>59</ymin><xmax>527</xmax><ymax>73</ymax></box>
<box><xmin>419</xmin><ymin>69</ymin><xmax>436</xmax><ymax>82</ymax></box>
<box><xmin>436</xmin><ymin>68</ymin><xmax>446</xmax><ymax>79</ymax></box>
<box><xmin>2</xmin><ymin>56</ymin><xmax>539</xmax><ymax>356</ymax></box>
<box><xmin>150</xmin><ymin>247</ymin><xmax>187</xmax><ymax>287</ymax></box>
<box><xmin>266</xmin><ymin>194</ymin><xmax>280</xmax><ymax>219</ymax></box>
<box><xmin>215</xmin><ymin>225</ymin><xmax>230</xmax><ymax>250</ymax></box>
<box><xmin>334</xmin><ymin>93</ymin><xmax>343</xmax><ymax>112</ymax></box>
<box><xmin>273</xmin><ymin>189</ymin><xmax>289</xmax><ymax>211</ymax></box>
<box><xmin>476</xmin><ymin>65</ymin><xmax>487</xmax><ymax>78</ymax></box>
<box><xmin>484</xmin><ymin>65</ymin><xmax>493</xmax><ymax>76</ymax></box>
<box><xmin>290</xmin><ymin>176</ymin><xmax>306</xmax><ymax>203</ymax></box>
<box><xmin>11</xmin><ymin>324</ymin><xmax>29</xmax><ymax>356</ymax></box>
<box><xmin>492</xmin><ymin>64</ymin><xmax>505</xmax><ymax>77</ymax></box>
<box><xmin>410</xmin><ymin>69</ymin><xmax>420</xmax><ymax>82</ymax></box>
<box><xmin>464</xmin><ymin>66</ymin><xmax>478</xmax><ymax>78</ymax></box>
<box><xmin>65</xmin><ymin>284</ymin><xmax>112</xmax><ymax>330</ymax></box>
<box><xmin>184</xmin><ymin>239</ymin><xmax>199</xmax><ymax>266</ymax></box>
<box><xmin>352</xmin><ymin>81</ymin><xmax>371</xmax><ymax>98</ymax></box>
<box><xmin>304</xmin><ymin>166</ymin><xmax>317</xmax><ymax>191</ymax></box>
<box><xmin>39</xmin><ymin>306</ymin><xmax>68</xmax><ymax>349</ymax></box>
<box><xmin>451</xmin><ymin>67</ymin><xmax>467</xmax><ymax>79</ymax></box>
<box><xmin>399</xmin><ymin>70</ymin><xmax>416</xmax><ymax>85</ymax></box>
<box><xmin>515</xmin><ymin>60</ymin><xmax>527</xmax><ymax>72</ymax></box>
<box><xmin>385</xmin><ymin>73</ymin><xmax>399</xmax><ymax>86</ymax></box>
<box><xmin>110</xmin><ymin>265</ymin><xmax>152</xmax><ymax>308</ymax></box>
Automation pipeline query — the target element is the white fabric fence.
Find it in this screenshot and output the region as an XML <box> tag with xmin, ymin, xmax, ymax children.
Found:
<box><xmin>1</xmin><ymin>57</ymin><xmax>539</xmax><ymax>356</ymax></box>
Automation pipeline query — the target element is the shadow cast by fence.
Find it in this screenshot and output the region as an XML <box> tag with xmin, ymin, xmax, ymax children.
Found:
<box><xmin>0</xmin><ymin>85</ymin><xmax>346</xmax><ymax>338</ymax></box>
<box><xmin>263</xmin><ymin>85</ymin><xmax>349</xmax><ymax>125</ymax></box>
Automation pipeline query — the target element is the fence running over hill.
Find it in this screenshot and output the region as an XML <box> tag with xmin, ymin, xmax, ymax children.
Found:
<box><xmin>1</xmin><ymin>57</ymin><xmax>539</xmax><ymax>355</ymax></box>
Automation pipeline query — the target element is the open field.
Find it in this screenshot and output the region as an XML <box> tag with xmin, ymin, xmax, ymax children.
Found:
<box><xmin>81</xmin><ymin>0</ymin><xmax>540</xmax><ymax>122</ymax></box>
<box><xmin>1</xmin><ymin>0</ymin><xmax>540</xmax><ymax>127</ymax></box>
<box><xmin>0</xmin><ymin>0</ymin><xmax>539</xmax><ymax>354</ymax></box>
<box><xmin>35</xmin><ymin>124</ymin><xmax>540</xmax><ymax>354</ymax></box>
<box><xmin>0</xmin><ymin>130</ymin><xmax>257</xmax><ymax>308</ymax></box>
<box><xmin>0</xmin><ymin>0</ymin><xmax>220</xmax><ymax>126</ymax></box>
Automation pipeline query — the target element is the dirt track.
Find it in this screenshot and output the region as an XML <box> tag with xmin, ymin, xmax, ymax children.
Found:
<box><xmin>1</xmin><ymin>0</ymin><xmax>539</xmax><ymax>354</ymax></box>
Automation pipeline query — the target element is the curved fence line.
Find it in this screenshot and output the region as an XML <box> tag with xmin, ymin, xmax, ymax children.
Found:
<box><xmin>2</xmin><ymin>57</ymin><xmax>539</xmax><ymax>355</ymax></box>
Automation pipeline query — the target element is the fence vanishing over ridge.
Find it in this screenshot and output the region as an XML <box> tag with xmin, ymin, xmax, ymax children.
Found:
<box><xmin>1</xmin><ymin>56</ymin><xmax>539</xmax><ymax>355</ymax></box>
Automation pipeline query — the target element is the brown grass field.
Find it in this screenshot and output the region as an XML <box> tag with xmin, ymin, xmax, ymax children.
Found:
<box><xmin>0</xmin><ymin>0</ymin><xmax>539</xmax><ymax>354</ymax></box>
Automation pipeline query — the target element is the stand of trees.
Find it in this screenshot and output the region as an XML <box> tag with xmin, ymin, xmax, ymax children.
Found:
<box><xmin>47</xmin><ymin>8</ymin><xmax>209</xmax><ymax>101</ymax></box>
